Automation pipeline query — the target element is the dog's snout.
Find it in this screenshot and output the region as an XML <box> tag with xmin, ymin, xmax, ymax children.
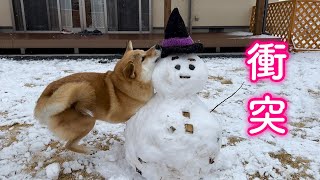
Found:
<box><xmin>155</xmin><ymin>44</ymin><xmax>162</xmax><ymax>50</ymax></box>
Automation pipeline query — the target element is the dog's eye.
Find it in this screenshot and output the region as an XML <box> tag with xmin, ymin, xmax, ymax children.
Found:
<box><xmin>141</xmin><ymin>56</ymin><xmax>146</xmax><ymax>62</ymax></box>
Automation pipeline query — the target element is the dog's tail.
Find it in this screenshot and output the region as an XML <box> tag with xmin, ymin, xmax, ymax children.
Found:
<box><xmin>34</xmin><ymin>82</ymin><xmax>96</xmax><ymax>125</ymax></box>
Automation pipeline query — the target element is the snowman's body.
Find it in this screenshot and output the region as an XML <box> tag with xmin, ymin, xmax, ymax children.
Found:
<box><xmin>125</xmin><ymin>54</ymin><xmax>222</xmax><ymax>180</ymax></box>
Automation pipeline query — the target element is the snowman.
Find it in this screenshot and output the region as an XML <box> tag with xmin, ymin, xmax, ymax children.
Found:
<box><xmin>125</xmin><ymin>8</ymin><xmax>222</xmax><ymax>179</ymax></box>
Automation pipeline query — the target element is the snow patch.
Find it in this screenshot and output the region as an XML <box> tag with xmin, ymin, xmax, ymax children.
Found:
<box><xmin>45</xmin><ymin>163</ymin><xmax>60</xmax><ymax>180</ymax></box>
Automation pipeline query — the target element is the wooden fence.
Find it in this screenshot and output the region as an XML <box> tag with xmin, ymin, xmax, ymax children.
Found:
<box><xmin>250</xmin><ymin>0</ymin><xmax>320</xmax><ymax>51</ymax></box>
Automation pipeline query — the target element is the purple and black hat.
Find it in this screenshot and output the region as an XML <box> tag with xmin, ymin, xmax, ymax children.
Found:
<box><xmin>161</xmin><ymin>8</ymin><xmax>203</xmax><ymax>58</ymax></box>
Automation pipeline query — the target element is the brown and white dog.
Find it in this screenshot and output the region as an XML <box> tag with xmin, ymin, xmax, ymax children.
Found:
<box><xmin>34</xmin><ymin>41</ymin><xmax>161</xmax><ymax>154</ymax></box>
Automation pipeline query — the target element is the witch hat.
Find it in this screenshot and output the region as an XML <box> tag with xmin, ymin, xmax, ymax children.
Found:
<box><xmin>161</xmin><ymin>8</ymin><xmax>203</xmax><ymax>58</ymax></box>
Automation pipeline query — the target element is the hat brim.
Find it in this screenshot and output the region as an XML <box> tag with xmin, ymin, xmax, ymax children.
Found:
<box><xmin>160</xmin><ymin>43</ymin><xmax>203</xmax><ymax>58</ymax></box>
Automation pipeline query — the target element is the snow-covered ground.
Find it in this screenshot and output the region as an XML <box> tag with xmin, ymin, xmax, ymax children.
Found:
<box><xmin>0</xmin><ymin>52</ymin><xmax>319</xmax><ymax>180</ymax></box>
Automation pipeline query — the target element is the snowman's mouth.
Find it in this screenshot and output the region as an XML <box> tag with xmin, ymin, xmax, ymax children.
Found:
<box><xmin>180</xmin><ymin>75</ymin><xmax>191</xmax><ymax>79</ymax></box>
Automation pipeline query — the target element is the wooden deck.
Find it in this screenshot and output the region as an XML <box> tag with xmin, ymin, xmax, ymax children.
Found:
<box><xmin>0</xmin><ymin>32</ymin><xmax>280</xmax><ymax>50</ymax></box>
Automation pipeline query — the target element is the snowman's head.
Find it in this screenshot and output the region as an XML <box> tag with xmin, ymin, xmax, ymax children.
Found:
<box><xmin>152</xmin><ymin>54</ymin><xmax>208</xmax><ymax>97</ymax></box>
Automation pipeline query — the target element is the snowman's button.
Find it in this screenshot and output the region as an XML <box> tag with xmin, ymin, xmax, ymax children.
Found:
<box><xmin>185</xmin><ymin>124</ymin><xmax>194</xmax><ymax>134</ymax></box>
<box><xmin>182</xmin><ymin>111</ymin><xmax>190</xmax><ymax>118</ymax></box>
<box><xmin>209</xmin><ymin>157</ymin><xmax>215</xmax><ymax>164</ymax></box>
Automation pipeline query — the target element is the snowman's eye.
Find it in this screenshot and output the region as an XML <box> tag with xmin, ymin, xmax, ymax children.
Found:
<box><xmin>189</xmin><ymin>64</ymin><xmax>195</xmax><ymax>70</ymax></box>
<box><xmin>175</xmin><ymin>64</ymin><xmax>181</xmax><ymax>70</ymax></box>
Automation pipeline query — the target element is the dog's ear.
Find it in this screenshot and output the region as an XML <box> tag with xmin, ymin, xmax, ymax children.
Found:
<box><xmin>123</xmin><ymin>61</ymin><xmax>136</xmax><ymax>79</ymax></box>
<box><xmin>125</xmin><ymin>40</ymin><xmax>133</xmax><ymax>52</ymax></box>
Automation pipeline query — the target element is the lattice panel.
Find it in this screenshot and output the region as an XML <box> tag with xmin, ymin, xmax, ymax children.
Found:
<box><xmin>250</xmin><ymin>0</ymin><xmax>320</xmax><ymax>51</ymax></box>
<box><xmin>249</xmin><ymin>6</ymin><xmax>256</xmax><ymax>33</ymax></box>
<box><xmin>291</xmin><ymin>1</ymin><xmax>320</xmax><ymax>50</ymax></box>
<box><xmin>265</xmin><ymin>1</ymin><xmax>294</xmax><ymax>42</ymax></box>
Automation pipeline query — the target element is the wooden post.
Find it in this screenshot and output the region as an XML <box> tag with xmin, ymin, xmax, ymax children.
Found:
<box><xmin>188</xmin><ymin>0</ymin><xmax>192</xmax><ymax>34</ymax></box>
<box><xmin>164</xmin><ymin>0</ymin><xmax>171</xmax><ymax>29</ymax></box>
<box><xmin>254</xmin><ymin>0</ymin><xmax>266</xmax><ymax>35</ymax></box>
<box><xmin>262</xmin><ymin>0</ymin><xmax>269</xmax><ymax>33</ymax></box>
<box><xmin>288</xmin><ymin>0</ymin><xmax>298</xmax><ymax>45</ymax></box>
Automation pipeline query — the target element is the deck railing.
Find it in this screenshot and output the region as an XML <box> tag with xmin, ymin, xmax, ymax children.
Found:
<box><xmin>250</xmin><ymin>0</ymin><xmax>320</xmax><ymax>51</ymax></box>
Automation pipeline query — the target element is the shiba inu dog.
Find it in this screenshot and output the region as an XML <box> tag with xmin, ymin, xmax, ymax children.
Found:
<box><xmin>34</xmin><ymin>41</ymin><xmax>161</xmax><ymax>154</ymax></box>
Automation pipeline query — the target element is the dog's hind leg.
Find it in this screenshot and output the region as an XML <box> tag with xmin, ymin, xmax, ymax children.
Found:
<box><xmin>65</xmin><ymin>131</ymin><xmax>96</xmax><ymax>155</ymax></box>
<box><xmin>49</xmin><ymin>109</ymin><xmax>97</xmax><ymax>154</ymax></box>
<box><xmin>64</xmin><ymin>116</ymin><xmax>97</xmax><ymax>154</ymax></box>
